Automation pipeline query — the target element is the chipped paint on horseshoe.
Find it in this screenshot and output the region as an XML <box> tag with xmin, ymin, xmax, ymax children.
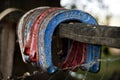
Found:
<box><xmin>23</xmin><ymin>8</ymin><xmax>49</xmax><ymax>62</ymax></box>
<box><xmin>37</xmin><ymin>9</ymin><xmax>67</xmax><ymax>73</ymax></box>
<box><xmin>23</xmin><ymin>8</ymin><xmax>64</xmax><ymax>62</ymax></box>
<box><xmin>17</xmin><ymin>7</ymin><xmax>49</xmax><ymax>62</ymax></box>
<box><xmin>29</xmin><ymin>8</ymin><xmax>66</xmax><ymax>70</ymax></box>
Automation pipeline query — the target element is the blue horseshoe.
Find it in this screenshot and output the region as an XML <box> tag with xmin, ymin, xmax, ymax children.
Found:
<box><xmin>39</xmin><ymin>10</ymin><xmax>101</xmax><ymax>73</ymax></box>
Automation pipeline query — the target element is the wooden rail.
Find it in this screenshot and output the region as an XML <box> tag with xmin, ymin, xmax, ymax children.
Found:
<box><xmin>59</xmin><ymin>23</ymin><xmax>120</xmax><ymax>48</ymax></box>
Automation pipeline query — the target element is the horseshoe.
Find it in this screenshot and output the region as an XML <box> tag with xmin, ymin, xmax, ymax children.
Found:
<box><xmin>38</xmin><ymin>9</ymin><xmax>101</xmax><ymax>73</ymax></box>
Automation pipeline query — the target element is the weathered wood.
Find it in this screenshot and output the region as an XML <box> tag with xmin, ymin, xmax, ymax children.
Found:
<box><xmin>59</xmin><ymin>23</ymin><xmax>120</xmax><ymax>48</ymax></box>
<box><xmin>0</xmin><ymin>21</ymin><xmax>16</xmax><ymax>79</ymax></box>
<box><xmin>0</xmin><ymin>9</ymin><xmax>24</xmax><ymax>79</ymax></box>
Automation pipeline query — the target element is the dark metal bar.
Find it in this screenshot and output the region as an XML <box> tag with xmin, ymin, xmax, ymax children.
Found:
<box><xmin>59</xmin><ymin>23</ymin><xmax>120</xmax><ymax>48</ymax></box>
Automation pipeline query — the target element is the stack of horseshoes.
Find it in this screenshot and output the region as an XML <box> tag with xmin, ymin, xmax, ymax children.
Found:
<box><xmin>17</xmin><ymin>7</ymin><xmax>101</xmax><ymax>74</ymax></box>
